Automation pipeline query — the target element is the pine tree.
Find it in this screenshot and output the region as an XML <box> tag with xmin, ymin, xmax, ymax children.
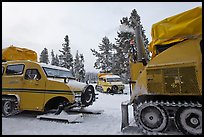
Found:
<box><xmin>39</xmin><ymin>48</ymin><xmax>49</xmax><ymax>64</ymax></box>
<box><xmin>113</xmin><ymin>9</ymin><xmax>149</xmax><ymax>83</ymax></box>
<box><xmin>91</xmin><ymin>36</ymin><xmax>113</xmax><ymax>73</ymax></box>
<box><xmin>59</xmin><ymin>35</ymin><xmax>74</xmax><ymax>73</ymax></box>
<box><xmin>113</xmin><ymin>17</ymin><xmax>134</xmax><ymax>83</ymax></box>
<box><xmin>142</xmin><ymin>29</ymin><xmax>150</xmax><ymax>60</ymax></box>
<box><xmin>74</xmin><ymin>50</ymin><xmax>86</xmax><ymax>82</ymax></box>
<box><xmin>55</xmin><ymin>54</ymin><xmax>59</xmax><ymax>66</ymax></box>
<box><xmin>51</xmin><ymin>49</ymin><xmax>59</xmax><ymax>66</ymax></box>
<box><xmin>59</xmin><ymin>55</ymin><xmax>63</xmax><ymax>67</ymax></box>
<box><xmin>78</xmin><ymin>53</ymin><xmax>85</xmax><ymax>82</ymax></box>
<box><xmin>51</xmin><ymin>49</ymin><xmax>55</xmax><ymax>65</ymax></box>
<box><xmin>74</xmin><ymin>50</ymin><xmax>80</xmax><ymax>80</ymax></box>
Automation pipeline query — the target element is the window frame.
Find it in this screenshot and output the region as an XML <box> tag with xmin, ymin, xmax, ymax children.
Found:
<box><xmin>42</xmin><ymin>67</ymin><xmax>74</xmax><ymax>78</ymax></box>
<box><xmin>24</xmin><ymin>68</ymin><xmax>41</xmax><ymax>80</ymax></box>
<box><xmin>6</xmin><ymin>64</ymin><xmax>25</xmax><ymax>75</ymax></box>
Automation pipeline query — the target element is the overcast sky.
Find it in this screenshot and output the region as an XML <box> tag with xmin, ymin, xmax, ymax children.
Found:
<box><xmin>2</xmin><ymin>2</ymin><xmax>202</xmax><ymax>73</ymax></box>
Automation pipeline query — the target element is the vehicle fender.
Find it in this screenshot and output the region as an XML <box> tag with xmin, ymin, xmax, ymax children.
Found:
<box><xmin>3</xmin><ymin>94</ymin><xmax>20</xmax><ymax>103</ymax></box>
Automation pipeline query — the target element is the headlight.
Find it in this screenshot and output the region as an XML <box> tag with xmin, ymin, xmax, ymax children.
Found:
<box><xmin>74</xmin><ymin>93</ymin><xmax>81</xmax><ymax>102</ymax></box>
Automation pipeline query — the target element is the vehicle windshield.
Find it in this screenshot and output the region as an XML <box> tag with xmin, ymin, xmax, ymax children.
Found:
<box><xmin>43</xmin><ymin>67</ymin><xmax>74</xmax><ymax>78</ymax></box>
<box><xmin>107</xmin><ymin>78</ymin><xmax>121</xmax><ymax>82</ymax></box>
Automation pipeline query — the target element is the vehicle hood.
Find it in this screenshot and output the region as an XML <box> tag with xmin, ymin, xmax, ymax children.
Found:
<box><xmin>68</xmin><ymin>79</ymin><xmax>87</xmax><ymax>91</ymax></box>
<box><xmin>109</xmin><ymin>82</ymin><xmax>124</xmax><ymax>85</ymax></box>
<box><xmin>47</xmin><ymin>78</ymin><xmax>87</xmax><ymax>91</ymax></box>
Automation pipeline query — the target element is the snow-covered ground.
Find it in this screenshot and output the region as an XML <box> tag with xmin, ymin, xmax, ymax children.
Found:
<box><xmin>2</xmin><ymin>84</ymin><xmax>138</xmax><ymax>135</ymax></box>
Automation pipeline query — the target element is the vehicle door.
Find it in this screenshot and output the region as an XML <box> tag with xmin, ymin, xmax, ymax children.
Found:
<box><xmin>2</xmin><ymin>64</ymin><xmax>24</xmax><ymax>101</ymax></box>
<box><xmin>21</xmin><ymin>68</ymin><xmax>45</xmax><ymax>111</ymax></box>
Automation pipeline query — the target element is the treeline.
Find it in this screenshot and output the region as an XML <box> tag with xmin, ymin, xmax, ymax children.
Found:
<box><xmin>91</xmin><ymin>9</ymin><xmax>150</xmax><ymax>83</ymax></box>
<box><xmin>39</xmin><ymin>35</ymin><xmax>85</xmax><ymax>82</ymax></box>
<box><xmin>39</xmin><ymin>9</ymin><xmax>150</xmax><ymax>84</ymax></box>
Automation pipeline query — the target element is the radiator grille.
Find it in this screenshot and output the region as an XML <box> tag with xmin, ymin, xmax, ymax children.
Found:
<box><xmin>147</xmin><ymin>66</ymin><xmax>199</xmax><ymax>94</ymax></box>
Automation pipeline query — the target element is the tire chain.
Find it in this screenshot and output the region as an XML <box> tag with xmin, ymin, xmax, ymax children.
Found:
<box><xmin>134</xmin><ymin>100</ymin><xmax>202</xmax><ymax>135</ymax></box>
<box><xmin>2</xmin><ymin>97</ymin><xmax>21</xmax><ymax>117</ymax></box>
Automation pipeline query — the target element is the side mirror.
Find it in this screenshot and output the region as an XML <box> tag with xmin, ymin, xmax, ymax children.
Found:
<box><xmin>64</xmin><ymin>77</ymin><xmax>69</xmax><ymax>83</ymax></box>
<box><xmin>86</xmin><ymin>80</ymin><xmax>90</xmax><ymax>84</ymax></box>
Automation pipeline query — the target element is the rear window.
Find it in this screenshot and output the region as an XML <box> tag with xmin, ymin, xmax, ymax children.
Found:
<box><xmin>99</xmin><ymin>78</ymin><xmax>105</xmax><ymax>82</ymax></box>
<box><xmin>107</xmin><ymin>78</ymin><xmax>121</xmax><ymax>82</ymax></box>
<box><xmin>6</xmin><ymin>64</ymin><xmax>24</xmax><ymax>75</ymax></box>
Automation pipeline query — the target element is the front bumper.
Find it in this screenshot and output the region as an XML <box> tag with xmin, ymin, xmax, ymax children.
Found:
<box><xmin>103</xmin><ymin>85</ymin><xmax>125</xmax><ymax>90</ymax></box>
<box><xmin>117</xmin><ymin>85</ymin><xmax>125</xmax><ymax>90</ymax></box>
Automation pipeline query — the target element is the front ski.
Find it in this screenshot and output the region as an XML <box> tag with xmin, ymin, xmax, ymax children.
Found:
<box><xmin>68</xmin><ymin>107</ymin><xmax>104</xmax><ymax>114</ymax></box>
<box><xmin>36</xmin><ymin>110</ymin><xmax>83</xmax><ymax>123</ymax></box>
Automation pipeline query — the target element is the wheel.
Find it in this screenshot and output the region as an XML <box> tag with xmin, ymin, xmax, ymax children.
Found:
<box><xmin>175</xmin><ymin>107</ymin><xmax>202</xmax><ymax>135</ymax></box>
<box><xmin>111</xmin><ymin>85</ymin><xmax>118</xmax><ymax>93</ymax></box>
<box><xmin>95</xmin><ymin>85</ymin><xmax>103</xmax><ymax>92</ymax></box>
<box><xmin>81</xmin><ymin>85</ymin><xmax>95</xmax><ymax>107</ymax></box>
<box><xmin>106</xmin><ymin>88</ymin><xmax>111</xmax><ymax>93</ymax></box>
<box><xmin>137</xmin><ymin>102</ymin><xmax>168</xmax><ymax>132</ymax></box>
<box><xmin>2</xmin><ymin>100</ymin><xmax>15</xmax><ymax>117</ymax></box>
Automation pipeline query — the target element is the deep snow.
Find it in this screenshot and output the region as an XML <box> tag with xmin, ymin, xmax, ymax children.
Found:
<box><xmin>2</xmin><ymin>84</ymin><xmax>138</xmax><ymax>135</ymax></box>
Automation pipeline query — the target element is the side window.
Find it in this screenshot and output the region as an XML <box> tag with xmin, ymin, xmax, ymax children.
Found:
<box><xmin>99</xmin><ymin>78</ymin><xmax>103</xmax><ymax>81</ymax></box>
<box><xmin>2</xmin><ymin>66</ymin><xmax>4</xmax><ymax>75</ymax></box>
<box><xmin>6</xmin><ymin>64</ymin><xmax>24</xmax><ymax>75</ymax></box>
<box><xmin>25</xmin><ymin>69</ymin><xmax>41</xmax><ymax>80</ymax></box>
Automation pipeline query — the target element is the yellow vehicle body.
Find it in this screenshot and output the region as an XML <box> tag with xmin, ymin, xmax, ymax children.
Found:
<box><xmin>130</xmin><ymin>36</ymin><xmax>202</xmax><ymax>101</ymax></box>
<box><xmin>2</xmin><ymin>60</ymin><xmax>95</xmax><ymax>114</ymax></box>
<box><xmin>95</xmin><ymin>73</ymin><xmax>125</xmax><ymax>93</ymax></box>
<box><xmin>149</xmin><ymin>6</ymin><xmax>202</xmax><ymax>59</ymax></box>
<box><xmin>121</xmin><ymin>7</ymin><xmax>202</xmax><ymax>135</ymax></box>
<box><xmin>130</xmin><ymin>6</ymin><xmax>202</xmax><ymax>99</ymax></box>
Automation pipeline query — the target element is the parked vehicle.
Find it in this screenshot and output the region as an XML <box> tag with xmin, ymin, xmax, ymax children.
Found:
<box><xmin>2</xmin><ymin>48</ymin><xmax>97</xmax><ymax>118</ymax></box>
<box><xmin>121</xmin><ymin>7</ymin><xmax>202</xmax><ymax>135</ymax></box>
<box><xmin>95</xmin><ymin>73</ymin><xmax>125</xmax><ymax>94</ymax></box>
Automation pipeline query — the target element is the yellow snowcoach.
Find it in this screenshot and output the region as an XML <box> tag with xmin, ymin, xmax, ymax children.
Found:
<box><xmin>95</xmin><ymin>73</ymin><xmax>125</xmax><ymax>93</ymax></box>
<box><xmin>121</xmin><ymin>7</ymin><xmax>202</xmax><ymax>135</ymax></box>
<box><xmin>2</xmin><ymin>46</ymin><xmax>96</xmax><ymax>117</ymax></box>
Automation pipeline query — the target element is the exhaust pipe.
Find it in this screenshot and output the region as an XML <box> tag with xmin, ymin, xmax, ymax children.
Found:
<box><xmin>130</xmin><ymin>16</ymin><xmax>149</xmax><ymax>64</ymax></box>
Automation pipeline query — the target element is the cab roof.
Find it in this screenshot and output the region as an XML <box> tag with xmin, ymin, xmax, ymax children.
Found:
<box><xmin>2</xmin><ymin>60</ymin><xmax>70</xmax><ymax>71</ymax></box>
<box><xmin>149</xmin><ymin>6</ymin><xmax>202</xmax><ymax>58</ymax></box>
<box><xmin>100</xmin><ymin>75</ymin><xmax>120</xmax><ymax>79</ymax></box>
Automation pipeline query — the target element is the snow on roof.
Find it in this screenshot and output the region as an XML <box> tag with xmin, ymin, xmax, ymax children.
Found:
<box><xmin>38</xmin><ymin>63</ymin><xmax>70</xmax><ymax>71</ymax></box>
<box><xmin>47</xmin><ymin>78</ymin><xmax>86</xmax><ymax>91</ymax></box>
<box><xmin>101</xmin><ymin>75</ymin><xmax>120</xmax><ymax>79</ymax></box>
